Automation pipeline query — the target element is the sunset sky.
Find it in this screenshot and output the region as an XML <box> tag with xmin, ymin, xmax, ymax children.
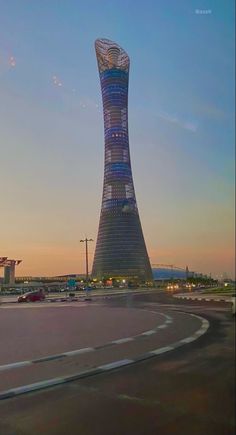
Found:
<box><xmin>0</xmin><ymin>0</ymin><xmax>235</xmax><ymax>278</ymax></box>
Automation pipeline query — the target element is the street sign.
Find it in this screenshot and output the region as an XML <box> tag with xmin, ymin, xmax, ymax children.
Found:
<box><xmin>67</xmin><ymin>279</ymin><xmax>76</xmax><ymax>289</ymax></box>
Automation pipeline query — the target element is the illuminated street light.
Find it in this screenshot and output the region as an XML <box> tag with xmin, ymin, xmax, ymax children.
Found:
<box><xmin>80</xmin><ymin>238</ymin><xmax>93</xmax><ymax>300</ymax></box>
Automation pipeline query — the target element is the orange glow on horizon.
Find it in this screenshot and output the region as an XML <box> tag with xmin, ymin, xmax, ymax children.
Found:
<box><xmin>0</xmin><ymin>242</ymin><xmax>234</xmax><ymax>279</ymax></box>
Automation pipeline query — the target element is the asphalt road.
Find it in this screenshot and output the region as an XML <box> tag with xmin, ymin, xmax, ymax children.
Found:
<box><xmin>0</xmin><ymin>291</ymin><xmax>235</xmax><ymax>435</ymax></box>
<box><xmin>0</xmin><ymin>287</ymin><xmax>158</xmax><ymax>304</ymax></box>
<box><xmin>0</xmin><ymin>305</ymin><xmax>162</xmax><ymax>364</ymax></box>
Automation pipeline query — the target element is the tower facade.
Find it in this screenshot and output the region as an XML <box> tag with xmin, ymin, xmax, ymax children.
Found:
<box><xmin>92</xmin><ymin>39</ymin><xmax>153</xmax><ymax>282</ymax></box>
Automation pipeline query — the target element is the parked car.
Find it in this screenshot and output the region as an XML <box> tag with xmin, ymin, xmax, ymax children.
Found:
<box><xmin>18</xmin><ymin>290</ymin><xmax>45</xmax><ymax>303</ymax></box>
<box><xmin>82</xmin><ymin>286</ymin><xmax>93</xmax><ymax>291</ymax></box>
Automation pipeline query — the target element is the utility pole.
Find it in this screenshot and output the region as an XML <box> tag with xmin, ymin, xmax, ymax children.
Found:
<box><xmin>80</xmin><ymin>238</ymin><xmax>93</xmax><ymax>300</ymax></box>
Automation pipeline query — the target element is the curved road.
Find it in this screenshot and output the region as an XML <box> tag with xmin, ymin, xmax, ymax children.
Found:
<box><xmin>0</xmin><ymin>291</ymin><xmax>235</xmax><ymax>435</ymax></box>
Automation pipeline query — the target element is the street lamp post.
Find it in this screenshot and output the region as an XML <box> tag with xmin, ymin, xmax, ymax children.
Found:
<box><xmin>80</xmin><ymin>238</ymin><xmax>93</xmax><ymax>300</ymax></box>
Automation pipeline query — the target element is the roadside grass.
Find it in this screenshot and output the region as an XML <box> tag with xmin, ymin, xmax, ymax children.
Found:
<box><xmin>202</xmin><ymin>286</ymin><xmax>235</xmax><ymax>294</ymax></box>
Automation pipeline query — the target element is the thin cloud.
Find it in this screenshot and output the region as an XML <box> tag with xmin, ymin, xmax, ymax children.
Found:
<box><xmin>195</xmin><ymin>102</ymin><xmax>228</xmax><ymax>120</ymax></box>
<box><xmin>157</xmin><ymin>109</ymin><xmax>198</xmax><ymax>132</ymax></box>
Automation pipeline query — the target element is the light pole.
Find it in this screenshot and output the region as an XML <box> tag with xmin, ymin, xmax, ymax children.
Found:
<box><xmin>80</xmin><ymin>238</ymin><xmax>93</xmax><ymax>300</ymax></box>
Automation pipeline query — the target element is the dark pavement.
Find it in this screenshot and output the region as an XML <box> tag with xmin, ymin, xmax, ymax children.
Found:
<box><xmin>0</xmin><ymin>292</ymin><xmax>235</xmax><ymax>435</ymax></box>
<box><xmin>0</xmin><ymin>304</ymin><xmax>161</xmax><ymax>364</ymax></box>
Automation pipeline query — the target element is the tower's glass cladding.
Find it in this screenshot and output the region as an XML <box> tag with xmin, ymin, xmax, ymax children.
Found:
<box><xmin>92</xmin><ymin>39</ymin><xmax>153</xmax><ymax>282</ymax></box>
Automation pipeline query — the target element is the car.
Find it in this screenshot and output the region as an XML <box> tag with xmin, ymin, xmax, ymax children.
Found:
<box><xmin>18</xmin><ymin>290</ymin><xmax>45</xmax><ymax>303</ymax></box>
<box><xmin>232</xmin><ymin>294</ymin><xmax>236</xmax><ymax>315</ymax></box>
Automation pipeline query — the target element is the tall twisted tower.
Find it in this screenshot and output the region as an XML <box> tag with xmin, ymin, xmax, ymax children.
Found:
<box><xmin>92</xmin><ymin>38</ymin><xmax>153</xmax><ymax>282</ymax></box>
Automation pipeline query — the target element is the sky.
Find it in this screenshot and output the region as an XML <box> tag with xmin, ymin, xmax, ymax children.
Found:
<box><xmin>0</xmin><ymin>0</ymin><xmax>235</xmax><ymax>279</ymax></box>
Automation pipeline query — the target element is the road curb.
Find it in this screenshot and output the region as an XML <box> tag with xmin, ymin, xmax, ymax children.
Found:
<box><xmin>174</xmin><ymin>295</ymin><xmax>231</xmax><ymax>303</ymax></box>
<box><xmin>0</xmin><ymin>289</ymin><xmax>161</xmax><ymax>305</ymax></box>
<box><xmin>0</xmin><ymin>313</ymin><xmax>209</xmax><ymax>401</ymax></box>
<box><xmin>0</xmin><ymin>311</ymin><xmax>172</xmax><ymax>373</ymax></box>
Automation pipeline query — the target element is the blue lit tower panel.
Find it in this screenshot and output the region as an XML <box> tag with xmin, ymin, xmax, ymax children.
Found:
<box><xmin>92</xmin><ymin>39</ymin><xmax>153</xmax><ymax>282</ymax></box>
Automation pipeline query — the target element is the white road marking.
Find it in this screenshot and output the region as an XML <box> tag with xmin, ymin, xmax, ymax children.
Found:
<box><xmin>65</xmin><ymin>348</ymin><xmax>94</xmax><ymax>357</ymax></box>
<box><xmin>112</xmin><ymin>337</ymin><xmax>134</xmax><ymax>344</ymax></box>
<box><xmin>0</xmin><ymin>312</ymin><xmax>210</xmax><ymax>400</ymax></box>
<box><xmin>194</xmin><ymin>329</ymin><xmax>205</xmax><ymax>336</ymax></box>
<box><xmin>141</xmin><ymin>330</ymin><xmax>156</xmax><ymax>336</ymax></box>
<box><xmin>0</xmin><ymin>361</ymin><xmax>32</xmax><ymax>372</ymax></box>
<box><xmin>3</xmin><ymin>377</ymin><xmax>65</xmax><ymax>396</ymax></box>
<box><xmin>0</xmin><ymin>311</ymin><xmax>174</xmax><ymax>372</ymax></box>
<box><xmin>98</xmin><ymin>359</ymin><xmax>132</xmax><ymax>370</ymax></box>
<box><xmin>151</xmin><ymin>346</ymin><xmax>174</xmax><ymax>355</ymax></box>
<box><xmin>179</xmin><ymin>336</ymin><xmax>196</xmax><ymax>344</ymax></box>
